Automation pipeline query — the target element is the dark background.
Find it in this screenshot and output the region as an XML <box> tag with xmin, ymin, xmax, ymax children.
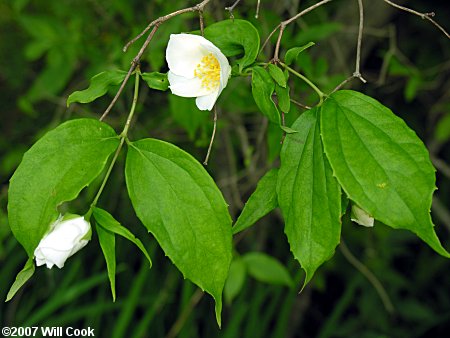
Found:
<box><xmin>1</xmin><ymin>0</ymin><xmax>449</xmax><ymax>337</ymax></box>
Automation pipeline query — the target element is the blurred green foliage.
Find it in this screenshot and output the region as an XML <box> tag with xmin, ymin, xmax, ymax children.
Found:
<box><xmin>1</xmin><ymin>0</ymin><xmax>449</xmax><ymax>337</ymax></box>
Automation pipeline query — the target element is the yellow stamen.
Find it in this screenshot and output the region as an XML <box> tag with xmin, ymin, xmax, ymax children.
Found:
<box><xmin>194</xmin><ymin>53</ymin><xmax>221</xmax><ymax>91</ymax></box>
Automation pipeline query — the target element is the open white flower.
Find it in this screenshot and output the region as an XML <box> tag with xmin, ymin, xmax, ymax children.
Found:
<box><xmin>166</xmin><ymin>33</ymin><xmax>232</xmax><ymax>111</ymax></box>
<box><xmin>351</xmin><ymin>204</ymin><xmax>374</xmax><ymax>227</ymax></box>
<box><xmin>34</xmin><ymin>214</ymin><xmax>91</xmax><ymax>269</ymax></box>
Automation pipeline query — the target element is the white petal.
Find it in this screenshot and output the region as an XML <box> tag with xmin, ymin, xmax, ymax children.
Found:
<box><xmin>168</xmin><ymin>71</ymin><xmax>214</xmax><ymax>97</ymax></box>
<box><xmin>196</xmin><ymin>90</ymin><xmax>220</xmax><ymax>111</ymax></box>
<box><xmin>351</xmin><ymin>204</ymin><xmax>374</xmax><ymax>227</ymax></box>
<box><xmin>166</xmin><ymin>34</ymin><xmax>210</xmax><ymax>78</ymax></box>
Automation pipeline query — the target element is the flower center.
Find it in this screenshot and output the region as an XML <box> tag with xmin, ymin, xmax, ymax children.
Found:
<box><xmin>194</xmin><ymin>53</ymin><xmax>221</xmax><ymax>91</ymax></box>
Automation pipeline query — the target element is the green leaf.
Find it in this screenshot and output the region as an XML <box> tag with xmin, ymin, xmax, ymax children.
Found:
<box><xmin>233</xmin><ymin>169</ymin><xmax>278</xmax><ymax>234</ymax></box>
<box><xmin>5</xmin><ymin>258</ymin><xmax>35</xmax><ymax>302</ymax></box>
<box><xmin>67</xmin><ymin>70</ymin><xmax>127</xmax><ymax>106</ymax></box>
<box><xmin>204</xmin><ymin>19</ymin><xmax>260</xmax><ymax>71</ymax></box>
<box><xmin>141</xmin><ymin>72</ymin><xmax>169</xmax><ymax>91</ymax></box>
<box><xmin>242</xmin><ymin>252</ymin><xmax>293</xmax><ymax>287</ymax></box>
<box><xmin>96</xmin><ymin>223</ymin><xmax>116</xmax><ymax>301</ymax></box>
<box><xmin>320</xmin><ymin>90</ymin><xmax>449</xmax><ymax>257</ymax></box>
<box><xmin>267</xmin><ymin>64</ymin><xmax>287</xmax><ymax>88</ymax></box>
<box><xmin>224</xmin><ymin>256</ymin><xmax>246</xmax><ymax>304</ymax></box>
<box><xmin>436</xmin><ymin>112</ymin><xmax>450</xmax><ymax>142</ymax></box>
<box><xmin>125</xmin><ymin>139</ymin><xmax>232</xmax><ymax>326</ymax></box>
<box><xmin>8</xmin><ymin>119</ymin><xmax>119</xmax><ymax>257</ymax></box>
<box><xmin>277</xmin><ymin>108</ymin><xmax>342</xmax><ymax>285</ymax></box>
<box><xmin>284</xmin><ymin>42</ymin><xmax>315</xmax><ymax>66</ymax></box>
<box><xmin>93</xmin><ymin>207</ymin><xmax>152</xmax><ymax>267</ymax></box>
<box><xmin>275</xmin><ymin>84</ymin><xmax>291</xmax><ymax>113</ymax></box>
<box><xmin>280</xmin><ymin>126</ymin><xmax>298</xmax><ymax>134</ymax></box>
<box><xmin>252</xmin><ymin>66</ymin><xmax>280</xmax><ymax>125</ymax></box>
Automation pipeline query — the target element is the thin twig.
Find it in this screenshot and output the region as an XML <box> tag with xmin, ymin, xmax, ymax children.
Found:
<box><xmin>123</xmin><ymin>0</ymin><xmax>213</xmax><ymax>52</ymax></box>
<box><xmin>255</xmin><ymin>0</ymin><xmax>261</xmax><ymax>19</ymax></box>
<box><xmin>199</xmin><ymin>9</ymin><xmax>205</xmax><ymax>36</ymax></box>
<box><xmin>165</xmin><ymin>289</ymin><xmax>204</xmax><ymax>338</ymax></box>
<box><xmin>290</xmin><ymin>98</ymin><xmax>311</xmax><ymax>110</ymax></box>
<box><xmin>273</xmin><ymin>0</ymin><xmax>334</xmax><ymax>61</ymax></box>
<box><xmin>382</xmin><ymin>0</ymin><xmax>450</xmax><ymax>39</ymax></box>
<box><xmin>354</xmin><ymin>0</ymin><xmax>367</xmax><ymax>83</ymax></box>
<box><xmin>259</xmin><ymin>23</ymin><xmax>281</xmax><ymax>56</ymax></box>
<box><xmin>225</xmin><ymin>0</ymin><xmax>242</xmax><ymax>19</ymax></box>
<box><xmin>331</xmin><ymin>0</ymin><xmax>367</xmax><ymax>93</ymax></box>
<box><xmin>204</xmin><ymin>105</ymin><xmax>218</xmax><ymax>165</ymax></box>
<box><xmin>340</xmin><ymin>240</ymin><xmax>395</xmax><ymax>315</ymax></box>
<box><xmin>100</xmin><ymin>26</ymin><xmax>159</xmax><ymax>121</ymax></box>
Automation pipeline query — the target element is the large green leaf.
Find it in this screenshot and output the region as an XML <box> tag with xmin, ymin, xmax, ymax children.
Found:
<box><xmin>67</xmin><ymin>70</ymin><xmax>127</xmax><ymax>106</ymax></box>
<box><xmin>320</xmin><ymin>90</ymin><xmax>449</xmax><ymax>257</ymax></box>
<box><xmin>204</xmin><ymin>19</ymin><xmax>260</xmax><ymax>71</ymax></box>
<box><xmin>125</xmin><ymin>139</ymin><xmax>232</xmax><ymax>326</ymax></box>
<box><xmin>252</xmin><ymin>66</ymin><xmax>280</xmax><ymax>125</ymax></box>
<box><xmin>277</xmin><ymin>108</ymin><xmax>342</xmax><ymax>285</ymax></box>
<box><xmin>233</xmin><ymin>168</ymin><xmax>278</xmax><ymax>234</ymax></box>
<box><xmin>8</xmin><ymin>119</ymin><xmax>119</xmax><ymax>257</ymax></box>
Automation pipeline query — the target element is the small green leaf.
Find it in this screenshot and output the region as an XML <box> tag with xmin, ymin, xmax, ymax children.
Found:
<box><xmin>275</xmin><ymin>84</ymin><xmax>291</xmax><ymax>113</ymax></box>
<box><xmin>321</xmin><ymin>90</ymin><xmax>449</xmax><ymax>257</ymax></box>
<box><xmin>204</xmin><ymin>19</ymin><xmax>260</xmax><ymax>71</ymax></box>
<box><xmin>93</xmin><ymin>207</ymin><xmax>152</xmax><ymax>267</ymax></box>
<box><xmin>277</xmin><ymin>108</ymin><xmax>342</xmax><ymax>285</ymax></box>
<box><xmin>96</xmin><ymin>223</ymin><xmax>116</xmax><ymax>301</ymax></box>
<box><xmin>268</xmin><ymin>64</ymin><xmax>287</xmax><ymax>88</ymax></box>
<box><xmin>280</xmin><ymin>126</ymin><xmax>298</xmax><ymax>134</ymax></box>
<box><xmin>125</xmin><ymin>139</ymin><xmax>232</xmax><ymax>326</ymax></box>
<box><xmin>8</xmin><ymin>119</ymin><xmax>119</xmax><ymax>257</ymax></box>
<box><xmin>242</xmin><ymin>252</ymin><xmax>293</xmax><ymax>287</ymax></box>
<box><xmin>5</xmin><ymin>258</ymin><xmax>35</xmax><ymax>302</ymax></box>
<box><xmin>233</xmin><ymin>169</ymin><xmax>278</xmax><ymax>234</ymax></box>
<box><xmin>67</xmin><ymin>70</ymin><xmax>127</xmax><ymax>106</ymax></box>
<box><xmin>141</xmin><ymin>72</ymin><xmax>169</xmax><ymax>91</ymax></box>
<box><xmin>224</xmin><ymin>256</ymin><xmax>246</xmax><ymax>304</ymax></box>
<box><xmin>284</xmin><ymin>42</ymin><xmax>315</xmax><ymax>66</ymax></box>
<box><xmin>436</xmin><ymin>112</ymin><xmax>450</xmax><ymax>142</ymax></box>
<box><xmin>252</xmin><ymin>66</ymin><xmax>280</xmax><ymax>125</ymax></box>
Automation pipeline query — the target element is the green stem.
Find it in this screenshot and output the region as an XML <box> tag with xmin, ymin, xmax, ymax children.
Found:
<box><xmin>86</xmin><ymin>69</ymin><xmax>141</xmax><ymax>220</ymax></box>
<box><xmin>278</xmin><ymin>61</ymin><xmax>325</xmax><ymax>104</ymax></box>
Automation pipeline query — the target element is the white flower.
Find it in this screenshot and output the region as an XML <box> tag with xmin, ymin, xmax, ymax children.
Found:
<box><xmin>351</xmin><ymin>204</ymin><xmax>374</xmax><ymax>227</ymax></box>
<box><xmin>166</xmin><ymin>33</ymin><xmax>232</xmax><ymax>111</ymax></box>
<box><xmin>34</xmin><ymin>214</ymin><xmax>91</xmax><ymax>269</ymax></box>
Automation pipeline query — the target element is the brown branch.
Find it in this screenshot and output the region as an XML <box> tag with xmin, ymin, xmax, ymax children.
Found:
<box><xmin>100</xmin><ymin>25</ymin><xmax>159</xmax><ymax>121</ymax></box>
<box><xmin>340</xmin><ymin>240</ymin><xmax>395</xmax><ymax>315</ymax></box>
<box><xmin>382</xmin><ymin>0</ymin><xmax>450</xmax><ymax>39</ymax></box>
<box><xmin>255</xmin><ymin>0</ymin><xmax>261</xmax><ymax>19</ymax></box>
<box><xmin>331</xmin><ymin>0</ymin><xmax>368</xmax><ymax>93</ymax></box>
<box><xmin>273</xmin><ymin>0</ymin><xmax>334</xmax><ymax>61</ymax></box>
<box><xmin>203</xmin><ymin>105</ymin><xmax>218</xmax><ymax>165</ymax></box>
<box><xmin>354</xmin><ymin>0</ymin><xmax>366</xmax><ymax>83</ymax></box>
<box><xmin>123</xmin><ymin>0</ymin><xmax>213</xmax><ymax>52</ymax></box>
<box><xmin>100</xmin><ymin>0</ymin><xmax>212</xmax><ymax>121</ymax></box>
<box><xmin>225</xmin><ymin>0</ymin><xmax>243</xmax><ymax>19</ymax></box>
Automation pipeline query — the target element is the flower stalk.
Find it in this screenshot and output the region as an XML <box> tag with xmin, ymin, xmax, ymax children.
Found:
<box><xmin>87</xmin><ymin>69</ymin><xmax>141</xmax><ymax>219</ymax></box>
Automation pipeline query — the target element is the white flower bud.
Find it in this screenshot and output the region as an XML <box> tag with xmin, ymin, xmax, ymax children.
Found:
<box><xmin>34</xmin><ymin>214</ymin><xmax>91</xmax><ymax>269</ymax></box>
<box><xmin>166</xmin><ymin>34</ymin><xmax>232</xmax><ymax>111</ymax></box>
<box><xmin>351</xmin><ymin>204</ymin><xmax>374</xmax><ymax>227</ymax></box>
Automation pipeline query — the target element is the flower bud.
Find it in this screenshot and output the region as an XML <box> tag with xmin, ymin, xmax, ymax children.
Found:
<box><xmin>351</xmin><ymin>204</ymin><xmax>374</xmax><ymax>227</ymax></box>
<box><xmin>34</xmin><ymin>214</ymin><xmax>91</xmax><ymax>269</ymax></box>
